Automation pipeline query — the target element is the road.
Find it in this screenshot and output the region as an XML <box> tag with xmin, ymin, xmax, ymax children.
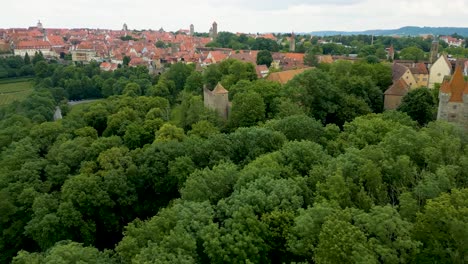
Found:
<box><xmin>53</xmin><ymin>99</ymin><xmax>101</xmax><ymax>121</ymax></box>
<box><xmin>67</xmin><ymin>99</ymin><xmax>101</xmax><ymax>106</ymax></box>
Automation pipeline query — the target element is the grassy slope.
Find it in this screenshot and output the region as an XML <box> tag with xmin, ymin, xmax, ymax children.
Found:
<box><xmin>0</xmin><ymin>81</ymin><xmax>33</xmax><ymax>106</ymax></box>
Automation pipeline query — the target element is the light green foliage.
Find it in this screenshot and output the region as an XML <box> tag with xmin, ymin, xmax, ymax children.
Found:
<box><xmin>399</xmin><ymin>46</ymin><xmax>426</xmax><ymax>62</ymax></box>
<box><xmin>277</xmin><ymin>140</ymin><xmax>330</xmax><ymax>176</ymax></box>
<box><xmin>339</xmin><ymin>114</ymin><xmax>404</xmax><ymax>149</ymax></box>
<box><xmin>230</xmin><ymin>90</ymin><xmax>266</xmax><ymax>128</ymax></box>
<box><xmin>12</xmin><ymin>241</ymin><xmax>114</xmax><ymax>264</ymax></box>
<box><xmin>287</xmin><ymin>202</ymin><xmax>339</xmax><ymax>260</ymax></box>
<box><xmin>315</xmin><ymin>213</ymin><xmax>377</xmax><ymax>264</ymax></box>
<box><xmin>122</xmin><ymin>82</ymin><xmax>141</xmax><ymax>97</ymax></box>
<box><xmin>177</xmin><ymin>93</ymin><xmax>219</xmax><ymax>131</ymax></box>
<box><xmin>116</xmin><ymin>201</ymin><xmax>214</xmax><ymax>263</ymax></box>
<box><xmin>354</xmin><ymin>206</ymin><xmax>421</xmax><ymax>263</ymax></box>
<box><xmin>181</xmin><ymin>162</ymin><xmax>238</xmax><ymax>204</ymax></box>
<box><xmin>188</xmin><ymin>120</ymin><xmax>220</xmax><ymax>138</ymax></box>
<box><xmin>272</xmin><ymin>97</ymin><xmax>305</xmax><ymax>118</ymax></box>
<box><xmin>414</xmin><ymin>189</ymin><xmax>468</xmax><ymax>263</ymax></box>
<box><xmin>264</xmin><ymin>115</ymin><xmax>324</xmax><ymax>143</ymax></box>
<box><xmin>184</xmin><ymin>71</ymin><xmax>204</xmax><ymax>94</ymax></box>
<box><xmin>0</xmin><ymin>81</ymin><xmax>33</xmax><ymax>106</ymax></box>
<box><xmin>228</xmin><ymin>127</ymin><xmax>286</xmax><ymax>165</ymax></box>
<box><xmin>155</xmin><ymin>123</ymin><xmax>185</xmax><ymax>142</ymax></box>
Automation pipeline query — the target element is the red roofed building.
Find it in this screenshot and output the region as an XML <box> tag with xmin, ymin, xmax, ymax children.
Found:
<box><xmin>129</xmin><ymin>57</ymin><xmax>148</xmax><ymax>67</ymax></box>
<box><xmin>259</xmin><ymin>33</ymin><xmax>277</xmax><ymax>41</ymax></box>
<box><xmin>256</xmin><ymin>65</ymin><xmax>269</xmax><ymax>78</ymax></box>
<box><xmin>440</xmin><ymin>36</ymin><xmax>464</xmax><ymax>47</ymax></box>
<box><xmin>47</xmin><ymin>35</ymin><xmax>65</xmax><ymax>47</ymax></box>
<box><xmin>384</xmin><ymin>79</ymin><xmax>410</xmax><ymax>110</ymax></box>
<box><xmin>14</xmin><ymin>40</ymin><xmax>55</xmax><ymax>57</ymax></box>
<box><xmin>207</xmin><ymin>51</ymin><xmax>229</xmax><ymax>63</ymax></box>
<box><xmin>437</xmin><ymin>65</ymin><xmax>468</xmax><ymax>130</ymax></box>
<box><xmin>100</xmin><ymin>61</ymin><xmax>119</xmax><ymax>71</ymax></box>
<box><xmin>71</xmin><ymin>41</ymin><xmax>98</xmax><ymax>63</ymax></box>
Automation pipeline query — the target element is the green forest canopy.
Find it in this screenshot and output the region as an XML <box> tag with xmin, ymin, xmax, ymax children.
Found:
<box><xmin>0</xmin><ymin>57</ymin><xmax>467</xmax><ymax>264</ymax></box>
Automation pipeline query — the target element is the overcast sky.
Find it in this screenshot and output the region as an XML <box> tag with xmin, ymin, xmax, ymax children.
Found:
<box><xmin>2</xmin><ymin>0</ymin><xmax>468</xmax><ymax>33</ymax></box>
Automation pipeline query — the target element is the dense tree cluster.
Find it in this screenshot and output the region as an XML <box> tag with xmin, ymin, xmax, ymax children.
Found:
<box><xmin>206</xmin><ymin>32</ymin><xmax>280</xmax><ymax>52</ymax></box>
<box><xmin>0</xmin><ymin>57</ymin><xmax>467</xmax><ymax>264</ymax></box>
<box><xmin>0</xmin><ymin>54</ymin><xmax>36</xmax><ymax>78</ymax></box>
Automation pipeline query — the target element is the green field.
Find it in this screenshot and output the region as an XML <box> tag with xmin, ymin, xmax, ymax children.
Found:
<box><xmin>0</xmin><ymin>81</ymin><xmax>33</xmax><ymax>106</ymax></box>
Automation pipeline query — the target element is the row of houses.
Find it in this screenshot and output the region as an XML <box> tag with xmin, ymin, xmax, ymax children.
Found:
<box><xmin>384</xmin><ymin>55</ymin><xmax>468</xmax><ymax>110</ymax></box>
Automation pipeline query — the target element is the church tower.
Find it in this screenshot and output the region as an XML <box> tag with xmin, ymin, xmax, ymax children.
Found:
<box><xmin>212</xmin><ymin>21</ymin><xmax>218</xmax><ymax>39</ymax></box>
<box><xmin>430</xmin><ymin>38</ymin><xmax>439</xmax><ymax>64</ymax></box>
<box><xmin>37</xmin><ymin>20</ymin><xmax>43</xmax><ymax>30</ymax></box>
<box><xmin>388</xmin><ymin>45</ymin><xmax>395</xmax><ymax>61</ymax></box>
<box><xmin>289</xmin><ymin>32</ymin><xmax>296</xmax><ymax>52</ymax></box>
<box><xmin>190</xmin><ymin>24</ymin><xmax>194</xmax><ymax>36</ymax></box>
<box><xmin>122</xmin><ymin>23</ymin><xmax>128</xmax><ymax>32</ymax></box>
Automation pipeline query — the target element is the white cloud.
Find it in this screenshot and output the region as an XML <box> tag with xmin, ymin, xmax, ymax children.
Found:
<box><xmin>1</xmin><ymin>0</ymin><xmax>467</xmax><ymax>33</ymax></box>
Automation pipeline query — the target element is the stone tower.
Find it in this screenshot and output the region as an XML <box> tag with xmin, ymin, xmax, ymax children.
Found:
<box><xmin>37</xmin><ymin>20</ymin><xmax>43</xmax><ymax>30</ymax></box>
<box><xmin>388</xmin><ymin>45</ymin><xmax>395</xmax><ymax>61</ymax></box>
<box><xmin>212</xmin><ymin>21</ymin><xmax>218</xmax><ymax>39</ymax></box>
<box><xmin>204</xmin><ymin>83</ymin><xmax>230</xmax><ymax>120</ymax></box>
<box><xmin>430</xmin><ymin>38</ymin><xmax>439</xmax><ymax>64</ymax></box>
<box><xmin>289</xmin><ymin>32</ymin><xmax>296</xmax><ymax>52</ymax></box>
<box><xmin>122</xmin><ymin>23</ymin><xmax>128</xmax><ymax>32</ymax></box>
<box><xmin>190</xmin><ymin>24</ymin><xmax>194</xmax><ymax>36</ymax></box>
<box><xmin>437</xmin><ymin>64</ymin><xmax>468</xmax><ymax>131</ymax></box>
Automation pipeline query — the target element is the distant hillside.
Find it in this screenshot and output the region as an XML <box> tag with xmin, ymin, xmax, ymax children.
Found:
<box><xmin>309</xmin><ymin>26</ymin><xmax>468</xmax><ymax>37</ymax></box>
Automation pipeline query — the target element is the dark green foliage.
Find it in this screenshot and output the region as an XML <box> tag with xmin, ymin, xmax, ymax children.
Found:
<box><xmin>256</xmin><ymin>50</ymin><xmax>273</xmax><ymax>67</ymax></box>
<box><xmin>398</xmin><ymin>88</ymin><xmax>436</xmax><ymax>126</ymax></box>
<box><xmin>304</xmin><ymin>50</ymin><xmax>319</xmax><ymax>67</ymax></box>
<box><xmin>399</xmin><ymin>46</ymin><xmax>426</xmax><ymax>62</ymax></box>
<box><xmin>230</xmin><ymin>90</ymin><xmax>266</xmax><ymax>128</ymax></box>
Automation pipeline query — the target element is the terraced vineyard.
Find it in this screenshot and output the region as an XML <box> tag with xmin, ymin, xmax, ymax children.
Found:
<box><xmin>0</xmin><ymin>80</ymin><xmax>33</xmax><ymax>106</ymax></box>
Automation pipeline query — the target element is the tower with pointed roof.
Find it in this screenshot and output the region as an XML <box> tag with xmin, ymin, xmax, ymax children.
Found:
<box><xmin>437</xmin><ymin>64</ymin><xmax>468</xmax><ymax>130</ymax></box>
<box><xmin>204</xmin><ymin>82</ymin><xmax>230</xmax><ymax>119</ymax></box>
<box><xmin>37</xmin><ymin>20</ymin><xmax>43</xmax><ymax>30</ymax></box>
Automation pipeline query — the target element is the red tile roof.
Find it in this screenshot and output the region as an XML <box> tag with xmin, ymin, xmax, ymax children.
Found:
<box><xmin>48</xmin><ymin>35</ymin><xmax>65</xmax><ymax>46</ymax></box>
<box><xmin>384</xmin><ymin>79</ymin><xmax>410</xmax><ymax>96</ymax></box>
<box><xmin>213</xmin><ymin>83</ymin><xmax>228</xmax><ymax>94</ymax></box>
<box><xmin>267</xmin><ymin>68</ymin><xmax>310</xmax><ymax>84</ymax></box>
<box><xmin>16</xmin><ymin>40</ymin><xmax>51</xmax><ymax>49</ymax></box>
<box><xmin>410</xmin><ymin>63</ymin><xmax>428</xmax><ymax>75</ymax></box>
<box><xmin>440</xmin><ymin>65</ymin><xmax>467</xmax><ymax>102</ymax></box>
